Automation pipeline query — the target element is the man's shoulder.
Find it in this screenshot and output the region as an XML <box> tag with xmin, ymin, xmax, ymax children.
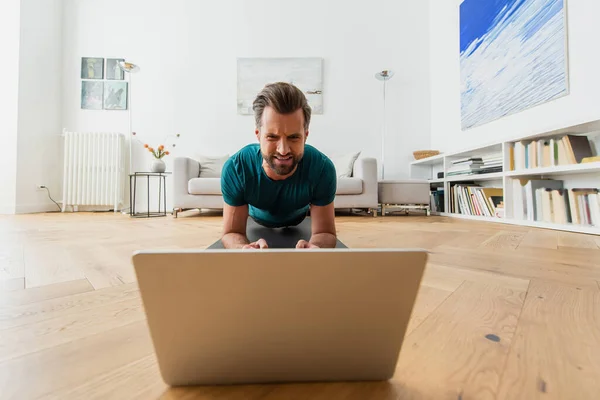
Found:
<box><xmin>232</xmin><ymin>143</ymin><xmax>260</xmax><ymax>160</ymax></box>
<box><xmin>224</xmin><ymin>144</ymin><xmax>260</xmax><ymax>170</ymax></box>
<box><xmin>303</xmin><ymin>144</ymin><xmax>335</xmax><ymax>174</ymax></box>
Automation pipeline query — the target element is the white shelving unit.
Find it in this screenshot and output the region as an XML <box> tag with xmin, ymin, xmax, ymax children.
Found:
<box><xmin>409</xmin><ymin>119</ymin><xmax>600</xmax><ymax>235</ymax></box>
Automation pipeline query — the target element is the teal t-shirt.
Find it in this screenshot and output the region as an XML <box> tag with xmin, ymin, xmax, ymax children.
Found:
<box><xmin>221</xmin><ymin>143</ymin><xmax>337</xmax><ymax>227</ymax></box>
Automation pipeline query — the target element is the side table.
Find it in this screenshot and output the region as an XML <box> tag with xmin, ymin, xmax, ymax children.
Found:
<box><xmin>129</xmin><ymin>172</ymin><xmax>171</xmax><ymax>218</ymax></box>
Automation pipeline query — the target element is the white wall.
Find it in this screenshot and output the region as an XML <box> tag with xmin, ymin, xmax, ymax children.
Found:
<box><xmin>15</xmin><ymin>0</ymin><xmax>64</xmax><ymax>213</ymax></box>
<box><xmin>429</xmin><ymin>0</ymin><xmax>600</xmax><ymax>152</ymax></box>
<box><xmin>0</xmin><ymin>1</ymin><xmax>21</xmax><ymax>214</ymax></box>
<box><xmin>62</xmin><ymin>0</ymin><xmax>431</xmax><ymax>195</ymax></box>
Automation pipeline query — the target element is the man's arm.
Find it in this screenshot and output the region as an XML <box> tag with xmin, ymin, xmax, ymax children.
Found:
<box><xmin>308</xmin><ymin>202</ymin><xmax>337</xmax><ymax>248</ymax></box>
<box><xmin>299</xmin><ymin>154</ymin><xmax>338</xmax><ymax>249</ymax></box>
<box><xmin>221</xmin><ymin>203</ymin><xmax>250</xmax><ymax>249</ymax></box>
<box><xmin>220</xmin><ymin>155</ymin><xmax>263</xmax><ymax>249</ymax></box>
<box><xmin>221</xmin><ymin>204</ymin><xmax>269</xmax><ymax>249</ymax></box>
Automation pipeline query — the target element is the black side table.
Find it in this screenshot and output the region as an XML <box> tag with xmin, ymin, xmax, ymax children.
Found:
<box><xmin>129</xmin><ymin>172</ymin><xmax>171</xmax><ymax>218</ymax></box>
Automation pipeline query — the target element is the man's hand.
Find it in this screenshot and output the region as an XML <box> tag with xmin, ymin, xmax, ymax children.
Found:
<box><xmin>296</xmin><ymin>240</ymin><xmax>319</xmax><ymax>249</ymax></box>
<box><xmin>242</xmin><ymin>238</ymin><xmax>269</xmax><ymax>249</ymax></box>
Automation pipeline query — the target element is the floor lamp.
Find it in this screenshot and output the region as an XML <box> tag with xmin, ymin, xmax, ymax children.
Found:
<box><xmin>118</xmin><ymin>61</ymin><xmax>141</xmax><ymax>175</ymax></box>
<box><xmin>375</xmin><ymin>69</ymin><xmax>395</xmax><ymax>180</ymax></box>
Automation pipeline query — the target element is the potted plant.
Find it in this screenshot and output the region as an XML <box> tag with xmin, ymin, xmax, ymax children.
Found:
<box><xmin>139</xmin><ymin>133</ymin><xmax>181</xmax><ymax>173</ymax></box>
<box><xmin>145</xmin><ymin>144</ymin><xmax>170</xmax><ymax>173</ymax></box>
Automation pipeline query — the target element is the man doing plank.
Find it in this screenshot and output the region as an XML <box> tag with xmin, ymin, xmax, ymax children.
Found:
<box><xmin>220</xmin><ymin>82</ymin><xmax>337</xmax><ymax>249</ymax></box>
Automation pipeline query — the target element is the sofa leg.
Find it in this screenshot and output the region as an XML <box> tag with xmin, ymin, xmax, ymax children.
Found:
<box><xmin>173</xmin><ymin>208</ymin><xmax>182</xmax><ymax>218</ymax></box>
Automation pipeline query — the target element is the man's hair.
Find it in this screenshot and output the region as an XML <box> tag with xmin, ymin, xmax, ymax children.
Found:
<box><xmin>252</xmin><ymin>82</ymin><xmax>312</xmax><ymax>130</ymax></box>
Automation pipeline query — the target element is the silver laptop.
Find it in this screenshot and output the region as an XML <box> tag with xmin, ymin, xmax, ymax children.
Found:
<box><xmin>132</xmin><ymin>248</ymin><xmax>428</xmax><ymax>386</ymax></box>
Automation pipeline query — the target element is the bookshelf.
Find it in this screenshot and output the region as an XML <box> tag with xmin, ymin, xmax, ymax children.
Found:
<box><xmin>409</xmin><ymin>119</ymin><xmax>600</xmax><ymax>236</ymax></box>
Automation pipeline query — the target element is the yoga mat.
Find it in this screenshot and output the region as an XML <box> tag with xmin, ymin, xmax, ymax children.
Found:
<box><xmin>207</xmin><ymin>217</ymin><xmax>347</xmax><ymax>249</ymax></box>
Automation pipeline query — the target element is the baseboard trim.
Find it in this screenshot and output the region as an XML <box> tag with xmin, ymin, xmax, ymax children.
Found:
<box><xmin>15</xmin><ymin>203</ymin><xmax>62</xmax><ymax>214</ymax></box>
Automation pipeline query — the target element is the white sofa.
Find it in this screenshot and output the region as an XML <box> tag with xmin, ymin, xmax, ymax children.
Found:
<box><xmin>172</xmin><ymin>156</ymin><xmax>379</xmax><ymax>217</ymax></box>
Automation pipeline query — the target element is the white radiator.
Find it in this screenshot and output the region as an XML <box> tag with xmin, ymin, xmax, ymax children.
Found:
<box><xmin>62</xmin><ymin>130</ymin><xmax>126</xmax><ymax>212</ymax></box>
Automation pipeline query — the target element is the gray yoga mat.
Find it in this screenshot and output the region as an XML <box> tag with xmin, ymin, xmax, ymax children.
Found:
<box><xmin>207</xmin><ymin>217</ymin><xmax>347</xmax><ymax>249</ymax></box>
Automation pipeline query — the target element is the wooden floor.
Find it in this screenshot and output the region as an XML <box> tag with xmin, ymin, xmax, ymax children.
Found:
<box><xmin>1</xmin><ymin>211</ymin><xmax>599</xmax><ymax>399</ymax></box>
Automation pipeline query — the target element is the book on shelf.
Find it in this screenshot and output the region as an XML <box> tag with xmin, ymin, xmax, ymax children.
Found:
<box><xmin>512</xmin><ymin>178</ymin><xmax>600</xmax><ymax>226</ymax></box>
<box><xmin>447</xmin><ymin>152</ymin><xmax>503</xmax><ymax>177</ymax></box>
<box><xmin>509</xmin><ymin>134</ymin><xmax>595</xmax><ymax>170</ymax></box>
<box><xmin>430</xmin><ymin>187</ymin><xmax>444</xmax><ymax>213</ymax></box>
<box><xmin>449</xmin><ymin>183</ymin><xmax>504</xmax><ymax>218</ymax></box>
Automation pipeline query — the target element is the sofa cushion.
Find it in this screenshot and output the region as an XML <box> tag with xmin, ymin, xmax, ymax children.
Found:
<box><xmin>193</xmin><ymin>154</ymin><xmax>229</xmax><ymax>178</ymax></box>
<box><xmin>330</xmin><ymin>151</ymin><xmax>361</xmax><ymax>178</ymax></box>
<box><xmin>336</xmin><ymin>177</ymin><xmax>363</xmax><ymax>195</ymax></box>
<box><xmin>188</xmin><ymin>177</ymin><xmax>222</xmax><ymax>195</ymax></box>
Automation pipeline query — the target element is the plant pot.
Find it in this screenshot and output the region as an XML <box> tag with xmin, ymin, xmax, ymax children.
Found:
<box><xmin>150</xmin><ymin>158</ymin><xmax>166</xmax><ymax>173</ymax></box>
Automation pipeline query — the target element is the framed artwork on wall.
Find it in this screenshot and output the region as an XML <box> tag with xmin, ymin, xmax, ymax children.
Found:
<box><xmin>103</xmin><ymin>81</ymin><xmax>128</xmax><ymax>110</ymax></box>
<box><xmin>81</xmin><ymin>57</ymin><xmax>104</xmax><ymax>79</ymax></box>
<box><xmin>106</xmin><ymin>58</ymin><xmax>125</xmax><ymax>80</ymax></box>
<box><xmin>460</xmin><ymin>0</ymin><xmax>569</xmax><ymax>130</ymax></box>
<box><xmin>237</xmin><ymin>57</ymin><xmax>323</xmax><ymax>115</ymax></box>
<box><xmin>81</xmin><ymin>81</ymin><xmax>104</xmax><ymax>110</ymax></box>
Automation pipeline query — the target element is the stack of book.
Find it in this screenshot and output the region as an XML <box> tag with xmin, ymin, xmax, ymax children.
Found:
<box><xmin>447</xmin><ymin>158</ymin><xmax>483</xmax><ymax>177</ymax></box>
<box><xmin>510</xmin><ymin>134</ymin><xmax>595</xmax><ymax>170</ymax></box>
<box><xmin>449</xmin><ymin>184</ymin><xmax>504</xmax><ymax>218</ymax></box>
<box><xmin>479</xmin><ymin>152</ymin><xmax>503</xmax><ymax>174</ymax></box>
<box><xmin>512</xmin><ymin>178</ymin><xmax>600</xmax><ymax>226</ymax></box>
<box><xmin>447</xmin><ymin>152</ymin><xmax>503</xmax><ymax>177</ymax></box>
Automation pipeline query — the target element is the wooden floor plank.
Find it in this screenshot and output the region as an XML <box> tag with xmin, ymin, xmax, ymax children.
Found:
<box><xmin>24</xmin><ymin>243</ymin><xmax>86</xmax><ymax>288</ymax></box>
<box><xmin>70</xmin><ymin>245</ymin><xmax>130</xmax><ymax>289</ymax></box>
<box><xmin>0</xmin><ymin>283</ymin><xmax>139</xmax><ymax>330</ymax></box>
<box><xmin>430</xmin><ymin>245</ymin><xmax>600</xmax><ymax>287</ymax></box>
<box><xmin>0</xmin><ymin>320</ymin><xmax>153</xmax><ymax>400</ymax></box>
<box><xmin>497</xmin><ymin>280</ymin><xmax>600</xmax><ymax>400</ymax></box>
<box><xmin>557</xmin><ymin>232</ymin><xmax>599</xmax><ymax>249</ymax></box>
<box><xmin>480</xmin><ymin>231</ymin><xmax>526</xmax><ymax>250</ymax></box>
<box><xmin>517</xmin><ymin>230</ymin><xmax>558</xmax><ymax>250</ymax></box>
<box><xmin>406</xmin><ymin>285</ymin><xmax>454</xmax><ymax>336</ymax></box>
<box><xmin>425</xmin><ymin>263</ymin><xmax>530</xmax><ymax>292</ymax></box>
<box><xmin>420</xmin><ymin>264</ymin><xmax>465</xmax><ymax>292</ymax></box>
<box><xmin>259</xmin><ymin>380</ymin><xmax>402</xmax><ymax>400</ymax></box>
<box><xmin>392</xmin><ymin>281</ymin><xmax>527</xmax><ymax>400</ymax></box>
<box><xmin>0</xmin><ymin>296</ymin><xmax>144</xmax><ymax>363</ymax></box>
<box><xmin>45</xmin><ymin>355</ymin><xmax>166</xmax><ymax>400</ymax></box>
<box><xmin>510</xmin><ymin>245</ymin><xmax>600</xmax><ymax>268</ymax></box>
<box><xmin>0</xmin><ymin>241</ymin><xmax>24</xmax><ymax>281</ymax></box>
<box><xmin>0</xmin><ymin>278</ymin><xmax>93</xmax><ymax>307</ymax></box>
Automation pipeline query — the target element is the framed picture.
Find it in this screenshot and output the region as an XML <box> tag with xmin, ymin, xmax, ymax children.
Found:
<box><xmin>459</xmin><ymin>0</ymin><xmax>569</xmax><ymax>130</ymax></box>
<box><xmin>81</xmin><ymin>57</ymin><xmax>104</xmax><ymax>79</ymax></box>
<box><xmin>237</xmin><ymin>57</ymin><xmax>323</xmax><ymax>115</ymax></box>
<box><xmin>103</xmin><ymin>81</ymin><xmax>128</xmax><ymax>110</ymax></box>
<box><xmin>106</xmin><ymin>58</ymin><xmax>125</xmax><ymax>80</ymax></box>
<box><xmin>81</xmin><ymin>81</ymin><xmax>104</xmax><ymax>110</ymax></box>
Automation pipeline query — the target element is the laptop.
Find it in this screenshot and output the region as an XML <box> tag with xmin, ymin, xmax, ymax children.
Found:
<box><xmin>132</xmin><ymin>248</ymin><xmax>428</xmax><ymax>386</ymax></box>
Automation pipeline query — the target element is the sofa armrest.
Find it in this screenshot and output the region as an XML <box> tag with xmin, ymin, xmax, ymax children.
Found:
<box><xmin>174</xmin><ymin>157</ymin><xmax>200</xmax><ymax>197</ymax></box>
<box><xmin>352</xmin><ymin>157</ymin><xmax>378</xmax><ymax>204</ymax></box>
<box><xmin>353</xmin><ymin>157</ymin><xmax>377</xmax><ymax>181</ymax></box>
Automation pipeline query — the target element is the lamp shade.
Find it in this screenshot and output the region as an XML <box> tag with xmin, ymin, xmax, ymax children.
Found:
<box><xmin>375</xmin><ymin>70</ymin><xmax>395</xmax><ymax>81</ymax></box>
<box><xmin>118</xmin><ymin>61</ymin><xmax>140</xmax><ymax>73</ymax></box>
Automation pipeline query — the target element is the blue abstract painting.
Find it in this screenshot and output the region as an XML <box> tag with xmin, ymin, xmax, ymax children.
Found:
<box><xmin>460</xmin><ymin>0</ymin><xmax>569</xmax><ymax>130</ymax></box>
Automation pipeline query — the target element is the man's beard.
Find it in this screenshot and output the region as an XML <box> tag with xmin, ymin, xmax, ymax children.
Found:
<box><xmin>263</xmin><ymin>152</ymin><xmax>302</xmax><ymax>176</ymax></box>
